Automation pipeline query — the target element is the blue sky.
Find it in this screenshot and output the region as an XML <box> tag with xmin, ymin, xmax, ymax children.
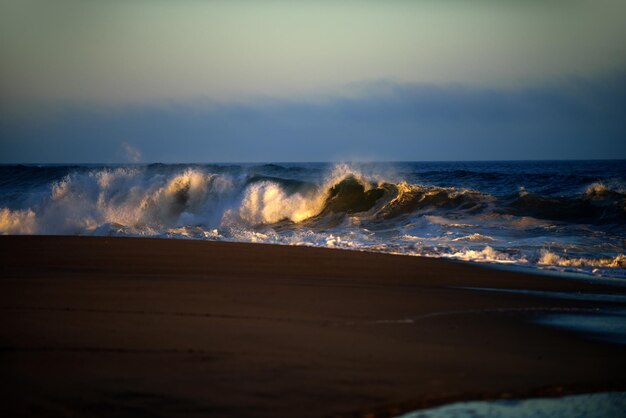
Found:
<box><xmin>1</xmin><ymin>1</ymin><xmax>625</xmax><ymax>162</ymax></box>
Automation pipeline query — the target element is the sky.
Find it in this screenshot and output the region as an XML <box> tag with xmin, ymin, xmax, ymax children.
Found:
<box><xmin>1</xmin><ymin>0</ymin><xmax>625</xmax><ymax>162</ymax></box>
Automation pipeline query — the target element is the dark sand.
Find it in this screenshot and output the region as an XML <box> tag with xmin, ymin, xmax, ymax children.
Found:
<box><xmin>1</xmin><ymin>236</ymin><xmax>625</xmax><ymax>417</ymax></box>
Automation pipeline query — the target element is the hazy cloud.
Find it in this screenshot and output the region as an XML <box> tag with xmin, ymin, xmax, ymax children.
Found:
<box><xmin>1</xmin><ymin>76</ymin><xmax>624</xmax><ymax>163</ymax></box>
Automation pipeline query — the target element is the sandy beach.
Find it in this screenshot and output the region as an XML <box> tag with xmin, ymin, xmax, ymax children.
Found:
<box><xmin>1</xmin><ymin>235</ymin><xmax>625</xmax><ymax>418</ymax></box>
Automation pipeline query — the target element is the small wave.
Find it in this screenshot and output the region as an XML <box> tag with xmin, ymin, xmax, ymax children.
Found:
<box><xmin>441</xmin><ymin>246</ymin><xmax>524</xmax><ymax>264</ymax></box>
<box><xmin>586</xmin><ymin>182</ymin><xmax>610</xmax><ymax>196</ymax></box>
<box><xmin>451</xmin><ymin>233</ymin><xmax>495</xmax><ymax>242</ymax></box>
<box><xmin>423</xmin><ymin>215</ymin><xmax>474</xmax><ymax>228</ymax></box>
<box><xmin>584</xmin><ymin>181</ymin><xmax>626</xmax><ymax>198</ymax></box>
<box><xmin>502</xmin><ymin>187</ymin><xmax>626</xmax><ymax>224</ymax></box>
<box><xmin>538</xmin><ymin>250</ymin><xmax>625</xmax><ymax>268</ymax></box>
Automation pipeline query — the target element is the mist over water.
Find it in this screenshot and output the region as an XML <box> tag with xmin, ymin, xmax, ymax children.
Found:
<box><xmin>1</xmin><ymin>161</ymin><xmax>624</xmax><ymax>278</ymax></box>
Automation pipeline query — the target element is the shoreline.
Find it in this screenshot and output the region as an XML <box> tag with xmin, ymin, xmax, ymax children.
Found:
<box><xmin>8</xmin><ymin>233</ymin><xmax>626</xmax><ymax>282</ymax></box>
<box><xmin>1</xmin><ymin>235</ymin><xmax>625</xmax><ymax>417</ymax></box>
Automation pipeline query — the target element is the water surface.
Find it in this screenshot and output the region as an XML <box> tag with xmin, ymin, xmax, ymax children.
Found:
<box><xmin>1</xmin><ymin>161</ymin><xmax>624</xmax><ymax>277</ymax></box>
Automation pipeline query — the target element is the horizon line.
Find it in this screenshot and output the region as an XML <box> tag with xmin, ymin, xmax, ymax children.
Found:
<box><xmin>2</xmin><ymin>158</ymin><xmax>625</xmax><ymax>166</ymax></box>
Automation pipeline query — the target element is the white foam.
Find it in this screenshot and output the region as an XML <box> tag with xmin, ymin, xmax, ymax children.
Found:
<box><xmin>452</xmin><ymin>233</ymin><xmax>495</xmax><ymax>242</ymax></box>
<box><xmin>442</xmin><ymin>246</ymin><xmax>525</xmax><ymax>264</ymax></box>
<box><xmin>539</xmin><ymin>250</ymin><xmax>625</xmax><ymax>268</ymax></box>
<box><xmin>238</xmin><ymin>181</ymin><xmax>324</xmax><ymax>224</ymax></box>
<box><xmin>0</xmin><ymin>208</ymin><xmax>37</xmax><ymax>234</ymax></box>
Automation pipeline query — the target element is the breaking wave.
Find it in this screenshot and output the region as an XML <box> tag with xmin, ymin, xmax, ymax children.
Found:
<box><xmin>0</xmin><ymin>165</ymin><xmax>499</xmax><ymax>234</ymax></box>
<box><xmin>0</xmin><ymin>162</ymin><xmax>625</xmax><ymax>278</ymax></box>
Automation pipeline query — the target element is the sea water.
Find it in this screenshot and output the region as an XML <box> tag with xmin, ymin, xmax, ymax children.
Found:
<box><xmin>397</xmin><ymin>391</ymin><xmax>626</xmax><ymax>418</ymax></box>
<box><xmin>1</xmin><ymin>160</ymin><xmax>624</xmax><ymax>278</ymax></box>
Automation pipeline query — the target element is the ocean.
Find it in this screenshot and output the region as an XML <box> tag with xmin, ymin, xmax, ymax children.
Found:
<box><xmin>1</xmin><ymin>160</ymin><xmax>624</xmax><ymax>278</ymax></box>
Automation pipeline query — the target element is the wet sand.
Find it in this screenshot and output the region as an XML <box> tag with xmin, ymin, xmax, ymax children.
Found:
<box><xmin>1</xmin><ymin>236</ymin><xmax>625</xmax><ymax>417</ymax></box>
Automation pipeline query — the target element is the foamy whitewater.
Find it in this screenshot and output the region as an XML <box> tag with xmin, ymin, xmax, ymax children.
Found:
<box><xmin>1</xmin><ymin>161</ymin><xmax>625</xmax><ymax>278</ymax></box>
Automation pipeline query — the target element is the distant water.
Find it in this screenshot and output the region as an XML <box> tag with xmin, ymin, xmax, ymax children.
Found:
<box><xmin>397</xmin><ymin>391</ymin><xmax>626</xmax><ymax>418</ymax></box>
<box><xmin>1</xmin><ymin>161</ymin><xmax>624</xmax><ymax>278</ymax></box>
